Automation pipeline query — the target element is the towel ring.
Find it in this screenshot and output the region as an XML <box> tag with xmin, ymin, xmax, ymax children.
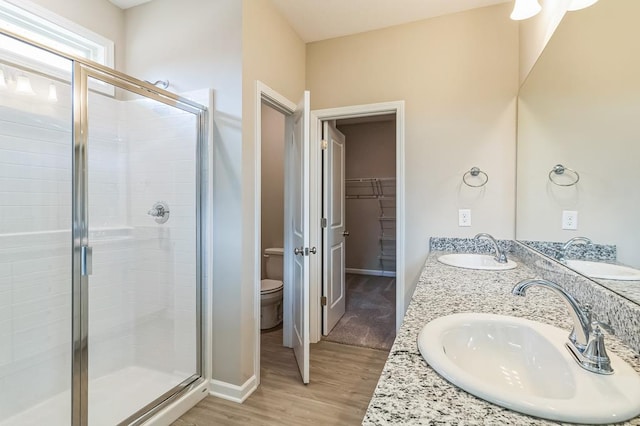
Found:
<box><xmin>549</xmin><ymin>164</ymin><xmax>580</xmax><ymax>186</ymax></box>
<box><xmin>463</xmin><ymin>167</ymin><xmax>488</xmax><ymax>187</ymax></box>
<box><xmin>145</xmin><ymin>79</ymin><xmax>170</xmax><ymax>89</ymax></box>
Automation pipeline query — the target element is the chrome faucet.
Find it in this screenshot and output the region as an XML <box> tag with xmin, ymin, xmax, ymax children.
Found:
<box><xmin>512</xmin><ymin>278</ymin><xmax>614</xmax><ymax>374</ymax></box>
<box><xmin>556</xmin><ymin>236</ymin><xmax>592</xmax><ymax>263</ymax></box>
<box><xmin>474</xmin><ymin>233</ymin><xmax>508</xmax><ymax>263</ymax></box>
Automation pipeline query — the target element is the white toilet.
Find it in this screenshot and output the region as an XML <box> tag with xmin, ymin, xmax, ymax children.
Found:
<box><xmin>261</xmin><ymin>247</ymin><xmax>284</xmax><ymax>329</ymax></box>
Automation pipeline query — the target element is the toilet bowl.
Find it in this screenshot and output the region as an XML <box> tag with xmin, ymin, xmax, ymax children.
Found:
<box><xmin>261</xmin><ymin>247</ymin><xmax>284</xmax><ymax>329</ymax></box>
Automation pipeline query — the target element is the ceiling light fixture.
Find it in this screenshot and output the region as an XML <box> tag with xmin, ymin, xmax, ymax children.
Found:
<box><xmin>15</xmin><ymin>75</ymin><xmax>35</xmax><ymax>95</ymax></box>
<box><xmin>48</xmin><ymin>82</ymin><xmax>58</xmax><ymax>102</ymax></box>
<box><xmin>510</xmin><ymin>0</ymin><xmax>599</xmax><ymax>20</ymax></box>
<box><xmin>510</xmin><ymin>0</ymin><xmax>541</xmax><ymax>20</ymax></box>
<box><xmin>567</xmin><ymin>0</ymin><xmax>599</xmax><ymax>11</ymax></box>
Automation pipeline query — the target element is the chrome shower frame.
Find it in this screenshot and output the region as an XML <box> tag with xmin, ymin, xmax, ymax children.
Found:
<box><xmin>1</xmin><ymin>28</ymin><xmax>208</xmax><ymax>426</ymax></box>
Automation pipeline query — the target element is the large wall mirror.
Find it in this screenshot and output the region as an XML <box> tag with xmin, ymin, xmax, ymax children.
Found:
<box><xmin>516</xmin><ymin>0</ymin><xmax>640</xmax><ymax>305</ymax></box>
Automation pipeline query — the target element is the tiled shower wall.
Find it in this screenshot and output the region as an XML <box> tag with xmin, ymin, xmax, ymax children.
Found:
<box><xmin>0</xmin><ymin>77</ymin><xmax>75</xmax><ymax>419</ymax></box>
<box><xmin>0</xmin><ymin>70</ymin><xmax>197</xmax><ymax>420</ymax></box>
<box><xmin>124</xmin><ymin>98</ymin><xmax>197</xmax><ymax>376</ymax></box>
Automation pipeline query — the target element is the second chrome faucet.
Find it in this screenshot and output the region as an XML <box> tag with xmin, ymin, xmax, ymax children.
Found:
<box><xmin>474</xmin><ymin>233</ymin><xmax>508</xmax><ymax>264</ymax></box>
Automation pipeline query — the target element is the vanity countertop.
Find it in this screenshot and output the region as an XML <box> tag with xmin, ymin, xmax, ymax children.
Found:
<box><xmin>362</xmin><ymin>251</ymin><xmax>640</xmax><ymax>425</ymax></box>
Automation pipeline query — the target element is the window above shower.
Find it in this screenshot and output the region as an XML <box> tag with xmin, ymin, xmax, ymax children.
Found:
<box><xmin>0</xmin><ymin>0</ymin><xmax>114</xmax><ymax>94</ymax></box>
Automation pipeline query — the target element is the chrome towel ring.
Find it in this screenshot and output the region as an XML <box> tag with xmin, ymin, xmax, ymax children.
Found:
<box><xmin>463</xmin><ymin>167</ymin><xmax>488</xmax><ymax>187</ymax></box>
<box><xmin>145</xmin><ymin>79</ymin><xmax>170</xmax><ymax>89</ymax></box>
<box><xmin>549</xmin><ymin>164</ymin><xmax>580</xmax><ymax>186</ymax></box>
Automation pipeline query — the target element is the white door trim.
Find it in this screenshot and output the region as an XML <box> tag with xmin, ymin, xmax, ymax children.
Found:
<box><xmin>254</xmin><ymin>81</ymin><xmax>296</xmax><ymax>386</ymax></box>
<box><xmin>310</xmin><ymin>101</ymin><xmax>406</xmax><ymax>343</ymax></box>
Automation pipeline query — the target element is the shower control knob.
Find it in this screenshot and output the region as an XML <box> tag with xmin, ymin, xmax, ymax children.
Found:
<box><xmin>147</xmin><ymin>201</ymin><xmax>170</xmax><ymax>224</ymax></box>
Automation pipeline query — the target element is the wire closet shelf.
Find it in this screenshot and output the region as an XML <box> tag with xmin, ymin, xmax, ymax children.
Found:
<box><xmin>345</xmin><ymin>177</ymin><xmax>396</xmax><ymax>276</ymax></box>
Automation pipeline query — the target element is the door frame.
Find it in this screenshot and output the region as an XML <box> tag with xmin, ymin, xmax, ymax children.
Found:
<box><xmin>310</xmin><ymin>101</ymin><xmax>406</xmax><ymax>343</ymax></box>
<box><xmin>253</xmin><ymin>81</ymin><xmax>297</xmax><ymax>385</ymax></box>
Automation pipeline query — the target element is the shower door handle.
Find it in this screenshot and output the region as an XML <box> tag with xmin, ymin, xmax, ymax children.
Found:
<box><xmin>294</xmin><ymin>247</ymin><xmax>304</xmax><ymax>256</ymax></box>
<box><xmin>81</xmin><ymin>246</ymin><xmax>93</xmax><ymax>276</ymax></box>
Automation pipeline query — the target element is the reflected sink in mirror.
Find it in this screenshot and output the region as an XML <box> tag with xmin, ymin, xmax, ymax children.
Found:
<box><xmin>565</xmin><ymin>260</ymin><xmax>640</xmax><ymax>281</ymax></box>
<box><xmin>437</xmin><ymin>254</ymin><xmax>517</xmax><ymax>271</ymax></box>
<box><xmin>418</xmin><ymin>313</ymin><xmax>640</xmax><ymax>424</ymax></box>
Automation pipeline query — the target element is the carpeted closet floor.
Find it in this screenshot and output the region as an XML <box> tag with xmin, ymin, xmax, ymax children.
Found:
<box><xmin>323</xmin><ymin>274</ymin><xmax>396</xmax><ymax>350</ymax></box>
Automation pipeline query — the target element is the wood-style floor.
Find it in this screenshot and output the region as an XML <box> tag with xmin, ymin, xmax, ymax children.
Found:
<box><xmin>172</xmin><ymin>327</ymin><xmax>388</xmax><ymax>426</ymax></box>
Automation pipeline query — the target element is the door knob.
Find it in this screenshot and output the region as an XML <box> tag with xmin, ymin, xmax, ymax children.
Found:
<box><xmin>343</xmin><ymin>230</ymin><xmax>350</xmax><ymax>237</ymax></box>
<box><xmin>294</xmin><ymin>247</ymin><xmax>304</xmax><ymax>256</ymax></box>
<box><xmin>309</xmin><ymin>247</ymin><xmax>317</xmax><ymax>254</ymax></box>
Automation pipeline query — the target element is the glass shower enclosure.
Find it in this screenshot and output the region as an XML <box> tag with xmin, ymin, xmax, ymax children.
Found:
<box><xmin>0</xmin><ymin>29</ymin><xmax>207</xmax><ymax>426</ymax></box>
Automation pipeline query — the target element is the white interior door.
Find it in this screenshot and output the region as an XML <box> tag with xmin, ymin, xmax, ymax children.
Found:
<box><xmin>288</xmin><ymin>91</ymin><xmax>310</xmax><ymax>383</ymax></box>
<box><xmin>322</xmin><ymin>122</ymin><xmax>346</xmax><ymax>335</ymax></box>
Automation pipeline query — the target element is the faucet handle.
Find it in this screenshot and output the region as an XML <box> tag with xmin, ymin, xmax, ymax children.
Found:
<box><xmin>582</xmin><ymin>324</ymin><xmax>615</xmax><ymax>374</ymax></box>
<box><xmin>592</xmin><ymin>320</ymin><xmax>615</xmax><ymax>335</ymax></box>
<box><xmin>584</xmin><ymin>305</ymin><xmax>615</xmax><ymax>334</ymax></box>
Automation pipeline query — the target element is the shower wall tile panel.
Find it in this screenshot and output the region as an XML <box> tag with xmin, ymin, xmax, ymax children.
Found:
<box><xmin>125</xmin><ymin>99</ymin><xmax>197</xmax><ymax>376</ymax></box>
<box><xmin>0</xmin><ymin>80</ymin><xmax>75</xmax><ymax>421</ymax></box>
<box><xmin>0</xmin><ymin>97</ymin><xmax>72</xmax><ymax>234</ymax></box>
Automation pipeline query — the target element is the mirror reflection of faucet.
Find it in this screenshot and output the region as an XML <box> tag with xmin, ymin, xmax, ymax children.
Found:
<box><xmin>147</xmin><ymin>201</ymin><xmax>170</xmax><ymax>224</ymax></box>
<box><xmin>556</xmin><ymin>236</ymin><xmax>592</xmax><ymax>263</ymax></box>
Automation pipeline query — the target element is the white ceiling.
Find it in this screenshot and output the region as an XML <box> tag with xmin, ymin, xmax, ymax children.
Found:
<box><xmin>270</xmin><ymin>0</ymin><xmax>512</xmax><ymax>43</ymax></box>
<box><xmin>108</xmin><ymin>0</ymin><xmax>152</xmax><ymax>9</ymax></box>
<box><xmin>108</xmin><ymin>0</ymin><xmax>512</xmax><ymax>41</ymax></box>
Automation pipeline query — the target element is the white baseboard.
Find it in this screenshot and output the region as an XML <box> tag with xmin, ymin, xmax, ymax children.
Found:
<box><xmin>144</xmin><ymin>380</ymin><xmax>208</xmax><ymax>426</ymax></box>
<box><xmin>209</xmin><ymin>375</ymin><xmax>257</xmax><ymax>403</ymax></box>
<box><xmin>346</xmin><ymin>268</ymin><xmax>396</xmax><ymax>278</ymax></box>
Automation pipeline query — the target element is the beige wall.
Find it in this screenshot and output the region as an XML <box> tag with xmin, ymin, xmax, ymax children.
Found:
<box><xmin>518</xmin><ymin>0</ymin><xmax>570</xmax><ymax>84</ymax></box>
<box><xmin>516</xmin><ymin>0</ymin><xmax>640</xmax><ymax>268</ymax></box>
<box><xmin>124</xmin><ymin>0</ymin><xmax>242</xmax><ymax>108</ymax></box>
<box><xmin>261</xmin><ymin>104</ymin><xmax>285</xmax><ymax>277</ymax></box>
<box><xmin>339</xmin><ymin>120</ymin><xmax>396</xmax><ymax>272</ymax></box>
<box><xmin>307</xmin><ymin>3</ymin><xmax>519</xmax><ymax>307</ymax></box>
<box><xmin>242</xmin><ymin>0</ymin><xmax>306</xmax><ymax>384</ymax></box>
<box><xmin>22</xmin><ymin>0</ymin><xmax>125</xmax><ymax>71</ymax></box>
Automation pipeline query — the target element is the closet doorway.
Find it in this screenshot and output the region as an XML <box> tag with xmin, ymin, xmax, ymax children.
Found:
<box><xmin>320</xmin><ymin>114</ymin><xmax>398</xmax><ymax>351</ymax></box>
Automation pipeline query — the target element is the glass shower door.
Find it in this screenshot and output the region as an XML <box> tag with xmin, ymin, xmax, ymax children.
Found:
<box><xmin>84</xmin><ymin>74</ymin><xmax>201</xmax><ymax>426</ymax></box>
<box><xmin>0</xmin><ymin>34</ymin><xmax>73</xmax><ymax>426</ymax></box>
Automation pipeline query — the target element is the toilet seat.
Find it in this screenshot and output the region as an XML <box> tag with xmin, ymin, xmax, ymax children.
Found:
<box><xmin>261</xmin><ymin>279</ymin><xmax>283</xmax><ymax>295</ymax></box>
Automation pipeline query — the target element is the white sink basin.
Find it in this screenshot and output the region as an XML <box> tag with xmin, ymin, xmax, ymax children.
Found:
<box><xmin>418</xmin><ymin>313</ymin><xmax>640</xmax><ymax>424</ymax></box>
<box><xmin>565</xmin><ymin>260</ymin><xmax>640</xmax><ymax>281</ymax></box>
<box><xmin>437</xmin><ymin>253</ymin><xmax>517</xmax><ymax>270</ymax></box>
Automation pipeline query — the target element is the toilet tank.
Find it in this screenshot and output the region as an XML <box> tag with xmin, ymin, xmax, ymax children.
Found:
<box><xmin>264</xmin><ymin>247</ymin><xmax>284</xmax><ymax>281</ymax></box>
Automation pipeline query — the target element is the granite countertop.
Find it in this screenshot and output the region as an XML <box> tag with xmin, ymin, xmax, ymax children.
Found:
<box><xmin>363</xmin><ymin>251</ymin><xmax>640</xmax><ymax>425</ymax></box>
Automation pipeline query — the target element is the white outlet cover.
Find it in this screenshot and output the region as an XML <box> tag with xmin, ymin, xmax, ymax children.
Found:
<box><xmin>459</xmin><ymin>209</ymin><xmax>471</xmax><ymax>227</ymax></box>
<box><xmin>562</xmin><ymin>210</ymin><xmax>578</xmax><ymax>230</ymax></box>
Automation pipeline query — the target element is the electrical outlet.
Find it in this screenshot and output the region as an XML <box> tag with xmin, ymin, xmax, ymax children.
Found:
<box><xmin>459</xmin><ymin>209</ymin><xmax>471</xmax><ymax>227</ymax></box>
<box><xmin>562</xmin><ymin>210</ymin><xmax>578</xmax><ymax>230</ymax></box>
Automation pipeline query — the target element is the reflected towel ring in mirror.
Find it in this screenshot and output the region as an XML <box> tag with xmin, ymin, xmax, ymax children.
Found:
<box><xmin>463</xmin><ymin>167</ymin><xmax>488</xmax><ymax>187</ymax></box>
<box><xmin>549</xmin><ymin>164</ymin><xmax>580</xmax><ymax>186</ymax></box>
<box><xmin>145</xmin><ymin>79</ymin><xmax>170</xmax><ymax>89</ymax></box>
